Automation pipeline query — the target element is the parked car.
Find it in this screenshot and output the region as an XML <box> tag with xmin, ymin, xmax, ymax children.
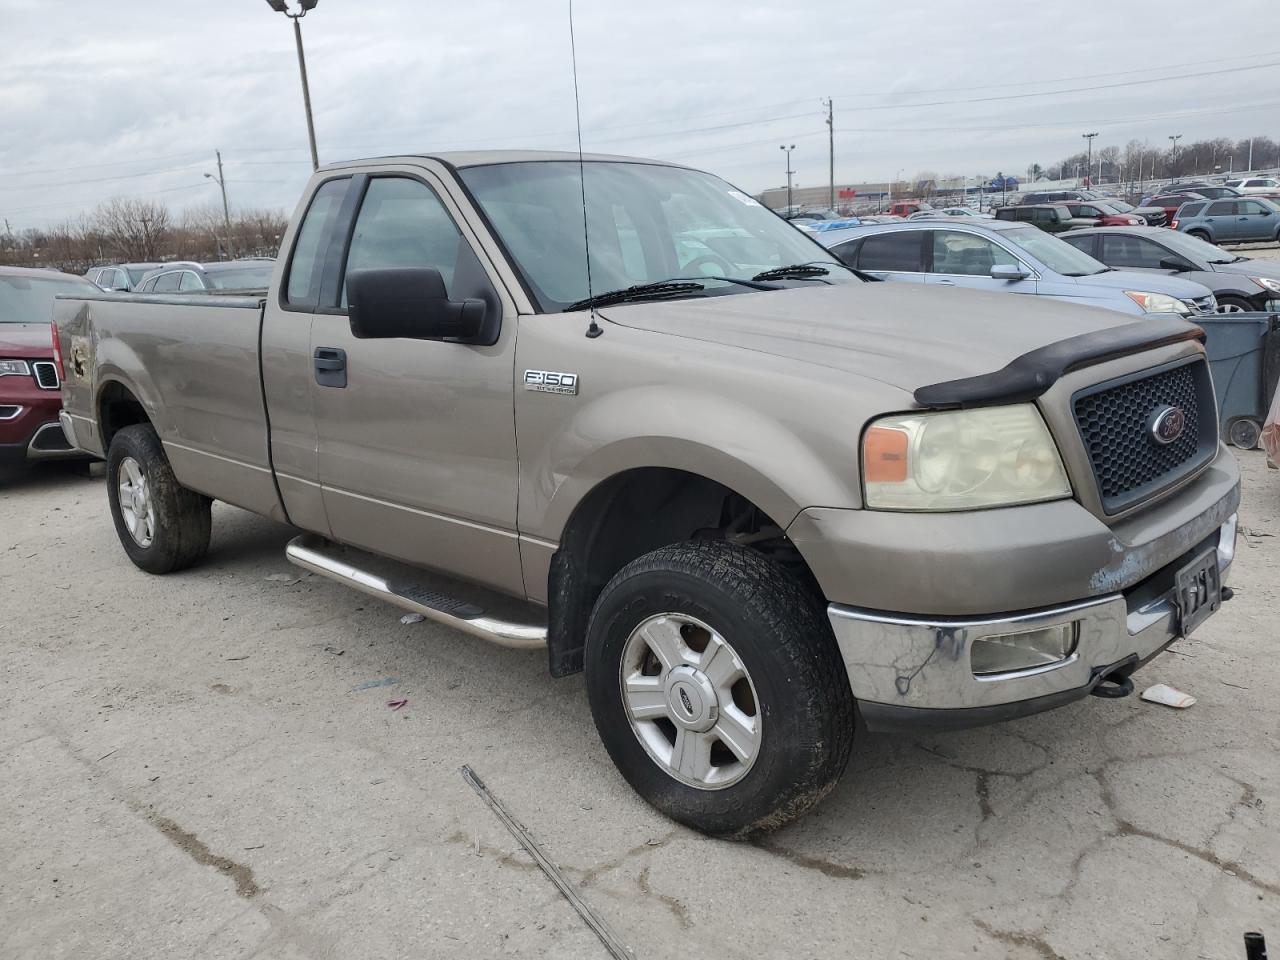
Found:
<box><xmin>816</xmin><ymin>219</ymin><xmax>1217</xmax><ymax>316</ymax></box>
<box><xmin>798</xmin><ymin>218</ymin><xmax>865</xmax><ymax>233</ymax></box>
<box><xmin>1143</xmin><ymin>193</ymin><xmax>1206</xmax><ymax>223</ymax></box>
<box><xmin>1162</xmin><ymin>183</ymin><xmax>1241</xmax><ymax>200</ymax></box>
<box><xmin>907</xmin><ymin>207</ymin><xmax>993</xmax><ymax>220</ymax></box>
<box><xmin>885</xmin><ymin>200</ymin><xmax>931</xmax><ymax>217</ymax></box>
<box><xmin>135</xmin><ymin>259</ymin><xmax>276</xmax><ymax>294</ymax></box>
<box><xmin>86</xmin><ymin>263</ymin><xmax>161</xmax><ymax>292</ymax></box>
<box><xmin>1018</xmin><ymin>189</ymin><xmax>1097</xmax><ymax>205</ymax></box>
<box><xmin>1174</xmin><ymin>196</ymin><xmax>1280</xmax><ymax>244</ymax></box>
<box><xmin>1101</xmin><ymin>198</ymin><xmax>1169</xmax><ymax>227</ymax></box>
<box><xmin>993</xmin><ymin>203</ymin><xmax>1090</xmax><ymax>234</ymax></box>
<box><xmin>0</xmin><ymin>266</ymin><xmax>97</xmax><ymax>472</ymax></box>
<box><xmin>1224</xmin><ymin>177</ymin><xmax>1280</xmax><ymax>195</ymax></box>
<box><xmin>1061</xmin><ymin>225</ymin><xmax>1280</xmax><ymax>313</ymax></box>
<box><xmin>53</xmin><ymin>149</ymin><xmax>1238</xmax><ymax>835</ymax></box>
<box><xmin>1062</xmin><ymin>200</ymin><xmax>1145</xmax><ymax>227</ymax></box>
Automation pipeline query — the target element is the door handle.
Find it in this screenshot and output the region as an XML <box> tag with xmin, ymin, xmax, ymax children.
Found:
<box><xmin>313</xmin><ymin>347</ymin><xmax>347</xmax><ymax>388</ymax></box>
<box><xmin>935</xmin><ymin>279</ymin><xmax>957</xmax><ymax>285</ymax></box>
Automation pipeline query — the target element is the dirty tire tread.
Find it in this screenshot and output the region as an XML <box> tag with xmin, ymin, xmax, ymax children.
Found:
<box><xmin>585</xmin><ymin>540</ymin><xmax>854</xmax><ymax>838</ymax></box>
<box><xmin>107</xmin><ymin>424</ymin><xmax>211</xmax><ymax>574</ymax></box>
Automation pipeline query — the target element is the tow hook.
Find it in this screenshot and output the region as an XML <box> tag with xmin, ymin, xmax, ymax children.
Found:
<box><xmin>1089</xmin><ymin>654</ymin><xmax>1139</xmax><ymax>699</ymax></box>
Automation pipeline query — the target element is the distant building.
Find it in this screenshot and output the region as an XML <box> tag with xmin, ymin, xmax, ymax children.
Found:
<box><xmin>756</xmin><ymin>182</ymin><xmax>891</xmax><ymax>212</ymax></box>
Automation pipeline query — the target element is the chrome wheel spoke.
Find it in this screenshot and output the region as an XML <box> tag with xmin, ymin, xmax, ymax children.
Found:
<box><xmin>623</xmin><ymin>675</ymin><xmax>669</xmax><ymax>720</ymax></box>
<box><xmin>117</xmin><ymin>456</ymin><xmax>154</xmax><ymax>547</ymax></box>
<box><xmin>638</xmin><ymin>616</ymin><xmax>686</xmax><ymax>672</ymax></box>
<box><xmin>714</xmin><ymin>705</ymin><xmax>760</xmax><ymax>763</ymax></box>
<box><xmin>671</xmin><ymin>728</ymin><xmax>713</xmax><ymax>783</ymax></box>
<box><xmin>700</xmin><ymin>634</ymin><xmax>741</xmax><ymax>692</ymax></box>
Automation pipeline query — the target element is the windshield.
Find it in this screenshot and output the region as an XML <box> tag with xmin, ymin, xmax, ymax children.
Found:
<box><xmin>1000</xmin><ymin>227</ymin><xmax>1107</xmax><ymax>276</ymax></box>
<box><xmin>459</xmin><ymin>161</ymin><xmax>846</xmax><ymax>312</ymax></box>
<box><xmin>206</xmin><ymin>264</ymin><xmax>275</xmax><ymax>290</ymax></box>
<box><xmin>1107</xmin><ymin>200</ymin><xmax>1135</xmax><ymax>213</ymax></box>
<box><xmin>1152</xmin><ymin>229</ymin><xmax>1239</xmax><ymax>264</ymax></box>
<box><xmin>0</xmin><ymin>274</ymin><xmax>94</xmax><ymax>323</ymax></box>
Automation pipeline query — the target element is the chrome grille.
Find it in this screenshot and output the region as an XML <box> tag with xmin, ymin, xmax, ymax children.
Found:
<box><xmin>32</xmin><ymin>361</ymin><xmax>59</xmax><ymax>390</ymax></box>
<box><xmin>1073</xmin><ymin>358</ymin><xmax>1217</xmax><ymax>514</ymax></box>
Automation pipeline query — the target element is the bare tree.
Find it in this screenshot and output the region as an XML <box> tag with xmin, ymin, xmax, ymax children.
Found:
<box><xmin>92</xmin><ymin>197</ymin><xmax>172</xmax><ymax>261</ymax></box>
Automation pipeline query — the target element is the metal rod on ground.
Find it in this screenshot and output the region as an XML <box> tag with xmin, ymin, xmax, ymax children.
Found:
<box><xmin>460</xmin><ymin>766</ymin><xmax>635</xmax><ymax>960</ymax></box>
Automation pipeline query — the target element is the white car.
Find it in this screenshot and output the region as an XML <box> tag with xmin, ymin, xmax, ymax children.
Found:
<box><xmin>1224</xmin><ymin>177</ymin><xmax>1280</xmax><ymax>195</ymax></box>
<box><xmin>906</xmin><ymin>207</ymin><xmax>993</xmax><ymax>220</ymax></box>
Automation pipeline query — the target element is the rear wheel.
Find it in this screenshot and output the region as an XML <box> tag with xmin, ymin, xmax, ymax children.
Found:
<box><xmin>584</xmin><ymin>540</ymin><xmax>854</xmax><ymax>837</ymax></box>
<box><xmin>107</xmin><ymin>424</ymin><xmax>211</xmax><ymax>574</ymax></box>
<box><xmin>1187</xmin><ymin>229</ymin><xmax>1212</xmax><ymax>242</ymax></box>
<box><xmin>1215</xmin><ymin>296</ymin><xmax>1255</xmax><ymax>314</ymax></box>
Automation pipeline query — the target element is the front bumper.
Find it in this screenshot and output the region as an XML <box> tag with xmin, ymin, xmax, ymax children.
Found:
<box><xmin>830</xmin><ymin>515</ymin><xmax>1236</xmax><ymax>732</ymax></box>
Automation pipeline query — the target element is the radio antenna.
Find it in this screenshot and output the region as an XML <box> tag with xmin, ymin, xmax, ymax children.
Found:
<box><xmin>568</xmin><ymin>0</ymin><xmax>602</xmax><ymax>338</ymax></box>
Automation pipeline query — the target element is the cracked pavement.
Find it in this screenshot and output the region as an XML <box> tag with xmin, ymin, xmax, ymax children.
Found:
<box><xmin>2</xmin><ymin>451</ymin><xmax>1277</xmax><ymax>960</ymax></box>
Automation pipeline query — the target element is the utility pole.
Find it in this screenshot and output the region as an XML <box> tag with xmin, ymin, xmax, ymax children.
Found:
<box><xmin>779</xmin><ymin>144</ymin><xmax>796</xmax><ymax>213</ymax></box>
<box><xmin>1082</xmin><ymin>132</ymin><xmax>1098</xmax><ymax>188</ymax></box>
<box><xmin>204</xmin><ymin>151</ymin><xmax>235</xmax><ymax>259</ymax></box>
<box><xmin>822</xmin><ymin>97</ymin><xmax>834</xmax><ymax>211</ymax></box>
<box><xmin>265</xmin><ymin>0</ymin><xmax>321</xmax><ymax>171</ymax></box>
<box><xmin>1248</xmin><ymin>137</ymin><xmax>1254</xmax><ymax>172</ymax></box>
<box><xmin>1168</xmin><ymin>134</ymin><xmax>1182</xmax><ymax>177</ymax></box>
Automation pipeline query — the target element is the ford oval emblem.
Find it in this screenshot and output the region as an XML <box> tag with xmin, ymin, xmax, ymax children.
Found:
<box><xmin>1148</xmin><ymin>405</ymin><xmax>1186</xmax><ymax>445</ymax></box>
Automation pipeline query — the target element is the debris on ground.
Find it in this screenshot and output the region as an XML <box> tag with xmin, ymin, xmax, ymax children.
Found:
<box><xmin>1141</xmin><ymin>683</ymin><xmax>1196</xmax><ymax>709</ymax></box>
<box><xmin>264</xmin><ymin>573</ymin><xmax>297</xmax><ymax>583</ymax></box>
<box><xmin>387</xmin><ymin>699</ymin><xmax>408</xmax><ymax>711</ymax></box>
<box><xmin>352</xmin><ymin>677</ymin><xmax>398</xmax><ymax>691</ymax></box>
<box><xmin>399</xmin><ymin>613</ymin><xmax>425</xmax><ymax>624</ymax></box>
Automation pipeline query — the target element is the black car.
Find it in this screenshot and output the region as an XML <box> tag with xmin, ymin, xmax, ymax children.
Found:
<box><xmin>1161</xmin><ymin>183</ymin><xmax>1241</xmax><ymax>200</ymax></box>
<box><xmin>1061</xmin><ymin>225</ymin><xmax>1280</xmax><ymax>312</ymax></box>
<box><xmin>136</xmin><ymin>259</ymin><xmax>275</xmax><ymax>294</ymax></box>
<box><xmin>993</xmin><ymin>203</ymin><xmax>1082</xmax><ymax>233</ymax></box>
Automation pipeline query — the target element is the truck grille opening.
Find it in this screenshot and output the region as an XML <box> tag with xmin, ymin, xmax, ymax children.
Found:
<box><xmin>32</xmin><ymin>362</ymin><xmax>60</xmax><ymax>390</ymax></box>
<box><xmin>1072</xmin><ymin>358</ymin><xmax>1217</xmax><ymax>514</ymax></box>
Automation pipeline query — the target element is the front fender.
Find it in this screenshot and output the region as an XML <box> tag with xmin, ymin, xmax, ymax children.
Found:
<box><xmin>525</xmin><ymin>384</ymin><xmax>864</xmax><ymax>542</ymax></box>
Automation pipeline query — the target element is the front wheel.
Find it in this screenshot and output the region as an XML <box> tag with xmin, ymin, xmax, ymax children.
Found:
<box><xmin>1187</xmin><ymin>229</ymin><xmax>1212</xmax><ymax>242</ymax></box>
<box><xmin>107</xmin><ymin>424</ymin><xmax>212</xmax><ymax>574</ymax></box>
<box><xmin>1215</xmin><ymin>295</ymin><xmax>1254</xmax><ymax>314</ymax></box>
<box><xmin>584</xmin><ymin>540</ymin><xmax>854</xmax><ymax>837</ymax></box>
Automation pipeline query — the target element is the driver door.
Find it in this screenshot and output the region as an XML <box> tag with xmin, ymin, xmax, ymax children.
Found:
<box><xmin>925</xmin><ymin>230</ymin><xmax>1037</xmax><ymax>295</ymax></box>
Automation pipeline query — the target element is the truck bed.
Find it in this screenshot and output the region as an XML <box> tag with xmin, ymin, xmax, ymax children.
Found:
<box><xmin>54</xmin><ymin>292</ymin><xmax>285</xmax><ymax>520</ymax></box>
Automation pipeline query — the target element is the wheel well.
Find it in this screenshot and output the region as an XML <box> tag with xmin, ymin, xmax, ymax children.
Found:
<box><xmin>545</xmin><ymin>467</ymin><xmax>816</xmax><ymax>677</ymax></box>
<box><xmin>98</xmin><ymin>381</ymin><xmax>150</xmax><ymax>449</ymax></box>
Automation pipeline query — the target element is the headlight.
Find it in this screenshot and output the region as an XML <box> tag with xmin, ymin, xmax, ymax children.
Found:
<box><xmin>862</xmin><ymin>405</ymin><xmax>1072</xmax><ymax>510</ymax></box>
<box><xmin>1124</xmin><ymin>291</ymin><xmax>1191</xmax><ymax>314</ymax></box>
<box><xmin>1249</xmin><ymin>276</ymin><xmax>1280</xmax><ymax>295</ymax></box>
<box><xmin>0</xmin><ymin>359</ymin><xmax>31</xmax><ymax>377</ymax></box>
<box><xmin>1126</xmin><ymin>217</ymin><xmax>1143</xmax><ymax>225</ymax></box>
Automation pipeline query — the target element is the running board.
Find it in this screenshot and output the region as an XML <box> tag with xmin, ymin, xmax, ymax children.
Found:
<box><xmin>285</xmin><ymin>534</ymin><xmax>547</xmax><ymax>650</ymax></box>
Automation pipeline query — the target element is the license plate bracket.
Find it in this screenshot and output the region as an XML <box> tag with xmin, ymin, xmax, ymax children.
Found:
<box><xmin>1174</xmin><ymin>548</ymin><xmax>1221</xmax><ymax>637</ymax></box>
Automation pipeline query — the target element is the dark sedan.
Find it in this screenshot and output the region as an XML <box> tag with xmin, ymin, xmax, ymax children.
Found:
<box><xmin>1061</xmin><ymin>225</ymin><xmax>1280</xmax><ymax>312</ymax></box>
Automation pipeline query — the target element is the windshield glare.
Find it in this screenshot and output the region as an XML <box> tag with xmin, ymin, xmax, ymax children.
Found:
<box><xmin>0</xmin><ymin>275</ymin><xmax>94</xmax><ymax>323</ymax></box>
<box><xmin>1001</xmin><ymin>227</ymin><xmax>1107</xmax><ymax>276</ymax></box>
<box><xmin>459</xmin><ymin>161</ymin><xmax>845</xmax><ymax>311</ymax></box>
<box><xmin>1156</xmin><ymin>229</ymin><xmax>1240</xmax><ymax>263</ymax></box>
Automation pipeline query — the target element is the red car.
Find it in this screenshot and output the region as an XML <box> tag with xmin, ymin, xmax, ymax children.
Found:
<box><xmin>1063</xmin><ymin>200</ymin><xmax>1145</xmax><ymax>227</ymax></box>
<box><xmin>1</xmin><ymin>266</ymin><xmax>97</xmax><ymax>472</ymax></box>
<box><xmin>1143</xmin><ymin>193</ymin><xmax>1205</xmax><ymax>225</ymax></box>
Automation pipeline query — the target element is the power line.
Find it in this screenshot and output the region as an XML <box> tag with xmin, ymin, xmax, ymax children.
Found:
<box><xmin>0</xmin><ymin>160</ymin><xmax>207</xmax><ymax>192</ymax></box>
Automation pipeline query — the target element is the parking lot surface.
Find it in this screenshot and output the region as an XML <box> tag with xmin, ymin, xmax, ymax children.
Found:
<box><xmin>2</xmin><ymin>449</ymin><xmax>1278</xmax><ymax>960</ymax></box>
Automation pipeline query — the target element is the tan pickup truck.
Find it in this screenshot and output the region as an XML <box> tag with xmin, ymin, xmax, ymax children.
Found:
<box><xmin>53</xmin><ymin>151</ymin><xmax>1239</xmax><ymax>835</ymax></box>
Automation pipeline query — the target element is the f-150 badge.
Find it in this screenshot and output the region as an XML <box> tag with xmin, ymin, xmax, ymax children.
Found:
<box><xmin>524</xmin><ymin>370</ymin><xmax>579</xmax><ymax>395</ymax></box>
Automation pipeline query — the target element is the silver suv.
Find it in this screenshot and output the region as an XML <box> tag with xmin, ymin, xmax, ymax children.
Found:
<box><xmin>817</xmin><ymin>219</ymin><xmax>1217</xmax><ymax>317</ymax></box>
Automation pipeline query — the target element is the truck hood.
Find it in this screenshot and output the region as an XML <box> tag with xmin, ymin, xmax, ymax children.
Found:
<box><xmin>0</xmin><ymin>322</ymin><xmax>53</xmax><ymax>358</ymax></box>
<box><xmin>1071</xmin><ymin>270</ymin><xmax>1211</xmax><ymax>300</ymax></box>
<box><xmin>599</xmin><ymin>283</ymin><xmax>1133</xmax><ymax>394</ymax></box>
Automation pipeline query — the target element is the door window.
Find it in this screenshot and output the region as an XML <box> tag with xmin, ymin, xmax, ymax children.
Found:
<box><xmin>1207</xmin><ymin>201</ymin><xmax>1236</xmax><ymax>217</ymax></box>
<box><xmin>178</xmin><ymin>271</ymin><xmax>205</xmax><ymax>291</ymax></box>
<box><xmin>1101</xmin><ymin>235</ymin><xmax>1169</xmax><ymax>269</ymax></box>
<box><xmin>1241</xmin><ymin>200</ymin><xmax>1271</xmax><ymax>215</ymax></box>
<box><xmin>285</xmin><ymin>177</ymin><xmax>349</xmax><ymax>307</ymax></box>
<box><xmin>341</xmin><ymin>177</ymin><xmax>464</xmax><ymax>307</ymax></box>
<box><xmin>152</xmin><ymin>272</ymin><xmax>181</xmax><ymax>293</ymax></box>
<box><xmin>930</xmin><ymin>231</ymin><xmax>1018</xmax><ymax>275</ymax></box>
<box><xmin>856</xmin><ymin>231</ymin><xmax>923</xmax><ymax>272</ymax></box>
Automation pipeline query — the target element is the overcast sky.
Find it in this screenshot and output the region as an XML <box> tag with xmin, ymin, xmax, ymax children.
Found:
<box><xmin>3</xmin><ymin>0</ymin><xmax>1278</xmax><ymax>229</ymax></box>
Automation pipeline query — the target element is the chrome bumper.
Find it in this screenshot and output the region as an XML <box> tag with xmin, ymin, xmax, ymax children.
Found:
<box><xmin>829</xmin><ymin>514</ymin><xmax>1236</xmax><ymax>730</ymax></box>
<box><xmin>27</xmin><ymin>417</ymin><xmax>80</xmax><ymax>459</ymax></box>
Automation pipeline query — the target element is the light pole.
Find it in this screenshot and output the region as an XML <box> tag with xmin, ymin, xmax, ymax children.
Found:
<box><xmin>779</xmin><ymin>144</ymin><xmax>796</xmax><ymax>212</ymax></box>
<box><xmin>1168</xmin><ymin>134</ymin><xmax>1182</xmax><ymax>178</ymax></box>
<box><xmin>204</xmin><ymin>150</ymin><xmax>234</xmax><ymax>259</ymax></box>
<box><xmin>1082</xmin><ymin>132</ymin><xmax>1098</xmax><ymax>187</ymax></box>
<box><xmin>265</xmin><ymin>0</ymin><xmax>320</xmax><ymax>171</ymax></box>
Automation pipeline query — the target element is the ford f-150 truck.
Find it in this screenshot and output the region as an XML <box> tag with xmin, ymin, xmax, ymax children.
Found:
<box><xmin>54</xmin><ymin>151</ymin><xmax>1240</xmax><ymax>836</ymax></box>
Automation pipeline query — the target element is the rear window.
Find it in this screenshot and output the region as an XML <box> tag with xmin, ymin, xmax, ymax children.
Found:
<box><xmin>856</xmin><ymin>231</ymin><xmax>923</xmax><ymax>272</ymax></box>
<box><xmin>1179</xmin><ymin>202</ymin><xmax>1206</xmax><ymax>218</ymax></box>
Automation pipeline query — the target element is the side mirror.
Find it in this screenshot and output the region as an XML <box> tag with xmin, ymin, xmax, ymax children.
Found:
<box><xmin>1159</xmin><ymin>257</ymin><xmax>1193</xmax><ymax>272</ymax></box>
<box><xmin>990</xmin><ymin>263</ymin><xmax>1030</xmax><ymax>281</ymax></box>
<box><xmin>347</xmin><ymin>267</ymin><xmax>487</xmax><ymax>343</ymax></box>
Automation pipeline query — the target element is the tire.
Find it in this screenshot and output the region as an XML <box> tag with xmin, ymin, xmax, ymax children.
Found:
<box><xmin>106</xmin><ymin>423</ymin><xmax>211</xmax><ymax>574</ymax></box>
<box><xmin>1187</xmin><ymin>230</ymin><xmax>1212</xmax><ymax>242</ymax></box>
<box><xmin>584</xmin><ymin>540</ymin><xmax>854</xmax><ymax>837</ymax></box>
<box><xmin>1215</xmin><ymin>296</ymin><xmax>1255</xmax><ymax>314</ymax></box>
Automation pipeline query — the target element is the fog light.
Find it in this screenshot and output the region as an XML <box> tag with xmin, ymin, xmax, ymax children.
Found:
<box><xmin>971</xmin><ymin>623</ymin><xmax>1078</xmax><ymax>676</ymax></box>
<box><xmin>1218</xmin><ymin>513</ymin><xmax>1238</xmax><ymax>571</ymax></box>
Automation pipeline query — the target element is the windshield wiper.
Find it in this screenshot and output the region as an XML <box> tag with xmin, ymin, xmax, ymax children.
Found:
<box><xmin>752</xmin><ymin>263</ymin><xmax>831</xmax><ymax>281</ymax></box>
<box><xmin>564</xmin><ymin>280</ymin><xmax>704</xmax><ymax>312</ymax></box>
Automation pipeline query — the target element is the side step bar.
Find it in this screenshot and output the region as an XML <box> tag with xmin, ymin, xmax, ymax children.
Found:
<box><xmin>285</xmin><ymin>534</ymin><xmax>547</xmax><ymax>650</ymax></box>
